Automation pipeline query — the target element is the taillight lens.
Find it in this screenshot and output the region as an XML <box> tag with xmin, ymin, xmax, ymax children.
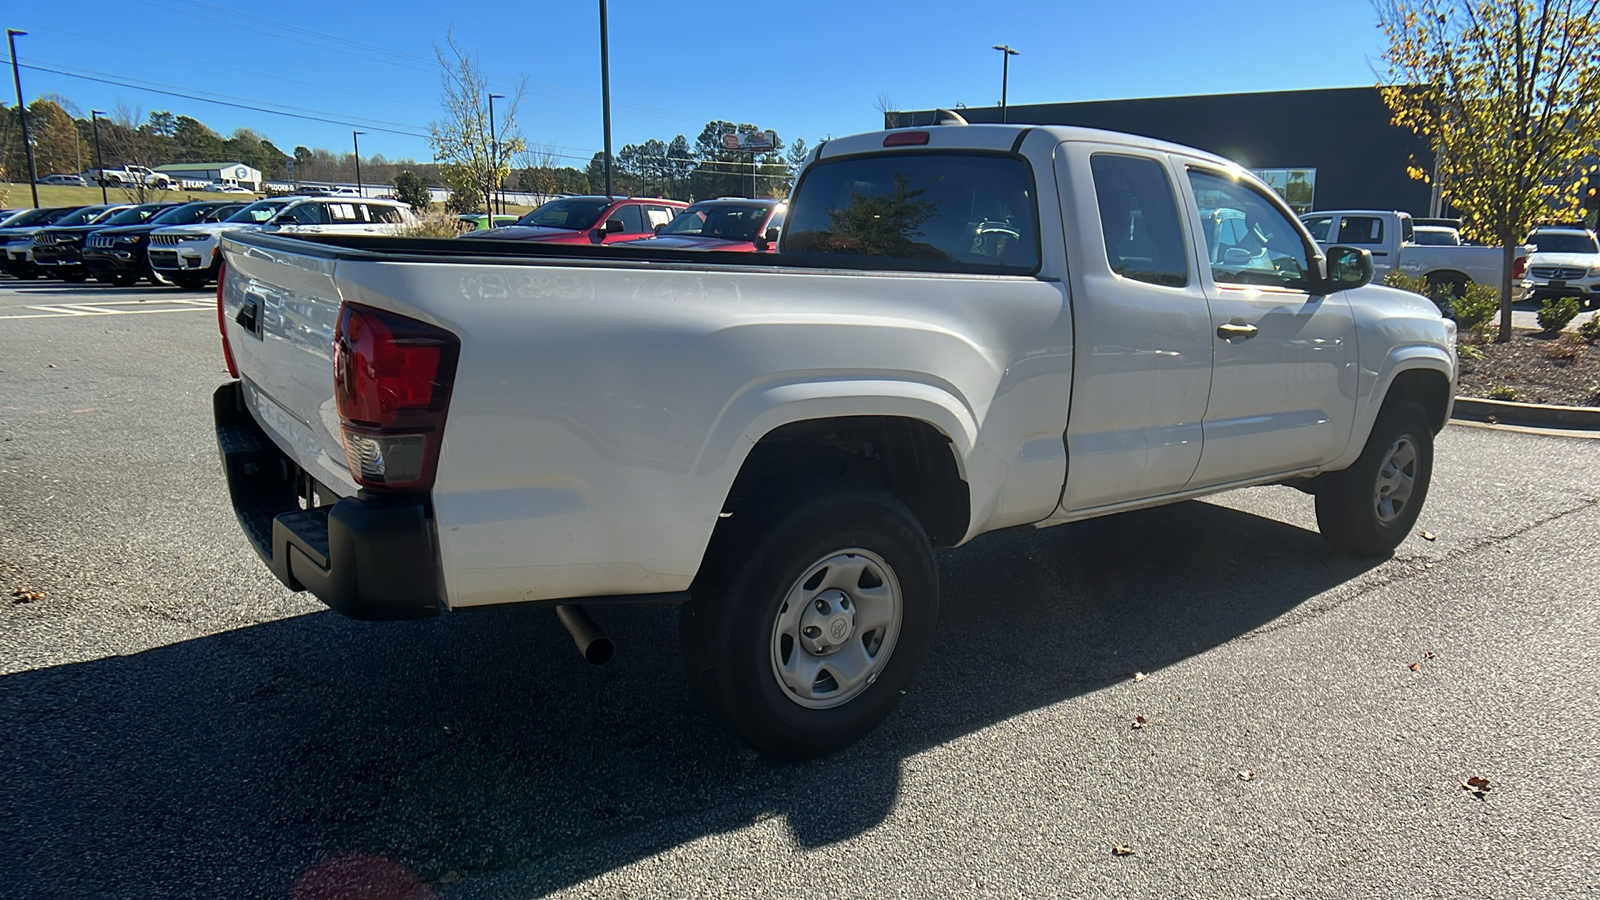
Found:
<box><xmin>333</xmin><ymin>302</ymin><xmax>460</xmax><ymax>492</ymax></box>
<box><xmin>1512</xmin><ymin>256</ymin><xmax>1528</xmax><ymax>280</ymax></box>
<box><xmin>217</xmin><ymin>259</ymin><xmax>238</xmax><ymax>378</ymax></box>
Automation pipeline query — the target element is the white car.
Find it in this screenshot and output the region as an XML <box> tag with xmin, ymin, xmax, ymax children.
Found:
<box><xmin>40</xmin><ymin>174</ymin><xmax>90</xmax><ymax>187</ymax></box>
<box><xmin>203</xmin><ymin>183</ymin><xmax>254</xmax><ymax>194</ymax></box>
<box><xmin>149</xmin><ymin>196</ymin><xmax>413</xmax><ymax>289</ymax></box>
<box><xmin>1522</xmin><ymin>226</ymin><xmax>1600</xmax><ymax>308</ymax></box>
<box><xmin>215</xmin><ymin>119</ymin><xmax>1457</xmax><ymax>758</ymax></box>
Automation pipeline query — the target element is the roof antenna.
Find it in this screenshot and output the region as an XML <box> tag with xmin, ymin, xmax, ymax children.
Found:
<box><xmin>933</xmin><ymin>108</ymin><xmax>969</xmax><ymax>126</ymax></box>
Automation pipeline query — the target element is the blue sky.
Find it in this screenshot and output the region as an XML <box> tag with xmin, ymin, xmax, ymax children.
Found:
<box><xmin>10</xmin><ymin>0</ymin><xmax>1392</xmax><ymax>166</ymax></box>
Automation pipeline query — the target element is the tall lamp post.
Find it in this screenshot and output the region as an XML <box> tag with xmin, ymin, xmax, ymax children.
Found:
<box><xmin>599</xmin><ymin>0</ymin><xmax>613</xmax><ymax>199</ymax></box>
<box><xmin>90</xmin><ymin>110</ymin><xmax>108</xmax><ymax>203</ymax></box>
<box><xmin>487</xmin><ymin>92</ymin><xmax>504</xmax><ymax>218</ymax></box>
<box><xmin>352</xmin><ymin>131</ymin><xmax>365</xmax><ymax>197</ymax></box>
<box><xmin>8</xmin><ymin>29</ymin><xmax>39</xmax><ymax>207</ymax></box>
<box><xmin>992</xmin><ymin>44</ymin><xmax>1019</xmax><ymax>125</ymax></box>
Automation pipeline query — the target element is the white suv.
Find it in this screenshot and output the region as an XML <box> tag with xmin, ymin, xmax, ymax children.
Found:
<box><xmin>149</xmin><ymin>197</ymin><xmax>414</xmax><ymax>289</ymax></box>
<box><xmin>1523</xmin><ymin>226</ymin><xmax>1600</xmax><ymax>309</ymax></box>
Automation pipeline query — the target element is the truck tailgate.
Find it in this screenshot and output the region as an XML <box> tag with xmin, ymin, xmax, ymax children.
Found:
<box><xmin>219</xmin><ymin>236</ymin><xmax>356</xmax><ymax>495</ymax></box>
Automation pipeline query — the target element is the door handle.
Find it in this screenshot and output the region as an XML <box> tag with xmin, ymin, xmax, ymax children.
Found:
<box><xmin>1216</xmin><ymin>322</ymin><xmax>1259</xmax><ymax>340</ymax></box>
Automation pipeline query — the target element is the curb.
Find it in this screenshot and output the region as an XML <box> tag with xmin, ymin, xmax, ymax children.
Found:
<box><xmin>1451</xmin><ymin>396</ymin><xmax>1600</xmax><ymax>431</ymax></box>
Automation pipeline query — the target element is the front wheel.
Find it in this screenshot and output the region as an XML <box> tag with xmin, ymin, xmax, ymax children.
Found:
<box><xmin>679</xmin><ymin>487</ymin><xmax>939</xmax><ymax>759</ymax></box>
<box><xmin>171</xmin><ymin>272</ymin><xmax>209</xmax><ymax>290</ymax></box>
<box><xmin>1315</xmin><ymin>402</ymin><xmax>1434</xmax><ymax>556</ymax></box>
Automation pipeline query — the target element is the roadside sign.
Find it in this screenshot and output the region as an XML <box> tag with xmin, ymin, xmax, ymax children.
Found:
<box><xmin>722</xmin><ymin>130</ymin><xmax>776</xmax><ymax>152</ymax></box>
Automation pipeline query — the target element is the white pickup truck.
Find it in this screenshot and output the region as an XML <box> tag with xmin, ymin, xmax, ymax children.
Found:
<box><xmin>1300</xmin><ymin>209</ymin><xmax>1528</xmax><ymax>297</ymax></box>
<box><xmin>82</xmin><ymin>165</ymin><xmax>175</xmax><ymax>190</ymax></box>
<box><xmin>214</xmin><ymin>119</ymin><xmax>1457</xmax><ymax>758</ymax></box>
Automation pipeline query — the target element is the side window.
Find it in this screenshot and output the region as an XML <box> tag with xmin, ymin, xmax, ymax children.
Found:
<box><xmin>1089</xmin><ymin>154</ymin><xmax>1189</xmax><ymax>287</ymax></box>
<box><xmin>643</xmin><ymin>205</ymin><xmax>676</xmax><ymax>231</ymax></box>
<box><xmin>1187</xmin><ymin>169</ymin><xmax>1313</xmax><ymax>291</ymax></box>
<box><xmin>283</xmin><ymin>203</ymin><xmax>328</xmax><ymax>225</ymax></box>
<box><xmin>1335</xmin><ymin>215</ymin><xmax>1384</xmax><ymax>245</ymax></box>
<box><xmin>611</xmin><ymin>204</ymin><xmax>646</xmax><ymax>233</ymax></box>
<box><xmin>1300</xmin><ymin>215</ymin><xmax>1334</xmax><ymax>242</ymax></box>
<box><xmin>326</xmin><ymin>203</ymin><xmax>363</xmax><ymax>224</ymax></box>
<box><xmin>367</xmin><ymin>204</ymin><xmax>405</xmax><ymax>224</ymax></box>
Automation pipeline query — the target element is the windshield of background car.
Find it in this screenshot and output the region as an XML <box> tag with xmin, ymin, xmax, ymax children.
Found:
<box><xmin>1</xmin><ymin>207</ymin><xmax>73</xmax><ymax>227</ymax></box>
<box><xmin>515</xmin><ymin>199</ymin><xmax>610</xmax><ymax>230</ymax></box>
<box><xmin>226</xmin><ymin>200</ymin><xmax>291</xmax><ymax>223</ymax></box>
<box><xmin>149</xmin><ymin>203</ymin><xmax>222</xmax><ymax>226</ymax></box>
<box><xmin>783</xmin><ymin>152</ymin><xmax>1040</xmax><ymax>274</ymax></box>
<box><xmin>661</xmin><ymin>203</ymin><xmax>776</xmax><ymax>240</ymax></box>
<box><xmin>102</xmin><ymin>206</ymin><xmax>165</xmax><ymax>226</ymax></box>
<box><xmin>205</xmin><ymin>204</ymin><xmax>248</xmax><ymax>222</ymax></box>
<box><xmin>1530</xmin><ymin>232</ymin><xmax>1599</xmax><ymax>254</ymax></box>
<box><xmin>53</xmin><ymin>207</ymin><xmax>110</xmax><ymax>227</ymax></box>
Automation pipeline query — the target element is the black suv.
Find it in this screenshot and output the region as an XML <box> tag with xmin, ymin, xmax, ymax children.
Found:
<box><xmin>84</xmin><ymin>200</ymin><xmax>248</xmax><ymax>286</ymax></box>
<box><xmin>31</xmin><ymin>204</ymin><xmax>168</xmax><ymax>282</ymax></box>
<box><xmin>1</xmin><ymin>207</ymin><xmax>87</xmax><ymax>278</ymax></box>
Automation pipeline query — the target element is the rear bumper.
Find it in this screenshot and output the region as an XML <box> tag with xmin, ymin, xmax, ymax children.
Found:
<box><xmin>213</xmin><ymin>381</ymin><xmax>442</xmax><ymax>620</ymax></box>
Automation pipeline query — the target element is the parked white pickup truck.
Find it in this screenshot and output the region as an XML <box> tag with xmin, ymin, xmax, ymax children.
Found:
<box><xmin>1300</xmin><ymin>209</ymin><xmax>1528</xmax><ymax>297</ymax></box>
<box><xmin>214</xmin><ymin>119</ymin><xmax>1457</xmax><ymax>758</ymax></box>
<box><xmin>82</xmin><ymin>165</ymin><xmax>174</xmax><ymax>190</ymax></box>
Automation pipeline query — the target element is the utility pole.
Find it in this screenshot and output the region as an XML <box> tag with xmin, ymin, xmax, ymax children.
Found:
<box><xmin>599</xmin><ymin>0</ymin><xmax>613</xmax><ymax>199</ymax></box>
<box><xmin>993</xmin><ymin>44</ymin><xmax>1019</xmax><ymax>125</ymax></box>
<box><xmin>8</xmin><ymin>29</ymin><xmax>39</xmax><ymax>207</ymax></box>
<box><xmin>352</xmin><ymin>131</ymin><xmax>365</xmax><ymax>197</ymax></box>
<box><xmin>91</xmin><ymin>110</ymin><xmax>108</xmax><ymax>203</ymax></box>
<box><xmin>488</xmin><ymin>92</ymin><xmax>504</xmax><ymax>218</ymax></box>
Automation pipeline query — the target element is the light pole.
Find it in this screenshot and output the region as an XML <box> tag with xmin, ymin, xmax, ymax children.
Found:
<box><xmin>993</xmin><ymin>44</ymin><xmax>1019</xmax><ymax>125</ymax></box>
<box><xmin>352</xmin><ymin>131</ymin><xmax>365</xmax><ymax>197</ymax></box>
<box><xmin>91</xmin><ymin>110</ymin><xmax>108</xmax><ymax>203</ymax></box>
<box><xmin>599</xmin><ymin>0</ymin><xmax>613</xmax><ymax>199</ymax></box>
<box><xmin>8</xmin><ymin>29</ymin><xmax>39</xmax><ymax>207</ymax></box>
<box><xmin>488</xmin><ymin>92</ymin><xmax>504</xmax><ymax>218</ymax></box>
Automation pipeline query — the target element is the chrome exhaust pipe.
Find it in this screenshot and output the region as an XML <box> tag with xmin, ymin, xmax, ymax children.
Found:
<box><xmin>555</xmin><ymin>604</ymin><xmax>614</xmax><ymax>665</ymax></box>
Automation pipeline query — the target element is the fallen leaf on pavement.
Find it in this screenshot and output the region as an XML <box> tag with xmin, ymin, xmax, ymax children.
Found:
<box><xmin>1486</xmin><ymin>415</ymin><xmax>1499</xmax><ymax>425</ymax></box>
<box><xmin>11</xmin><ymin>588</ymin><xmax>46</xmax><ymax>603</ymax></box>
<box><xmin>1425</xmin><ymin>651</ymin><xmax>1435</xmax><ymax>660</ymax></box>
<box><xmin>1408</xmin><ymin>662</ymin><xmax>1420</xmax><ymax>671</ymax></box>
<box><xmin>1132</xmin><ymin>672</ymin><xmax>1146</xmax><ymax>682</ymax></box>
<box><xmin>1237</xmin><ymin>770</ymin><xmax>1254</xmax><ymax>781</ymax></box>
<box><xmin>438</xmin><ymin>871</ymin><xmax>462</xmax><ymax>885</ymax></box>
<box><xmin>1420</xmin><ymin>530</ymin><xmax>1436</xmax><ymax>541</ymax></box>
<box><xmin>1462</xmin><ymin>776</ymin><xmax>1491</xmax><ymax>798</ymax></box>
<box><xmin>1112</xmin><ymin>845</ymin><xmax>1134</xmax><ymax>857</ymax></box>
<box><xmin>1131</xmin><ymin>715</ymin><xmax>1146</xmax><ymax>730</ymax></box>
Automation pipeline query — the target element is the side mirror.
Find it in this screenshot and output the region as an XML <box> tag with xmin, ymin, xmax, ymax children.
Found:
<box><xmin>754</xmin><ymin>226</ymin><xmax>781</xmax><ymax>252</ymax></box>
<box><xmin>764</xmin><ymin>227</ymin><xmax>780</xmax><ymax>244</ymax></box>
<box><xmin>1324</xmin><ymin>245</ymin><xmax>1374</xmax><ymax>292</ymax></box>
<box><xmin>603</xmin><ymin>219</ymin><xmax>625</xmax><ymax>235</ymax></box>
<box><xmin>653</xmin><ymin>222</ymin><xmax>666</xmax><ymax>233</ymax></box>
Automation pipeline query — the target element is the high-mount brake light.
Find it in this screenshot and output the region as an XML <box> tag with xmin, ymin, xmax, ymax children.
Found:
<box><xmin>216</xmin><ymin>259</ymin><xmax>238</xmax><ymax>378</ymax></box>
<box><xmin>883</xmin><ymin>131</ymin><xmax>930</xmax><ymax>147</ymax></box>
<box><xmin>333</xmin><ymin>302</ymin><xmax>460</xmax><ymax>493</ymax></box>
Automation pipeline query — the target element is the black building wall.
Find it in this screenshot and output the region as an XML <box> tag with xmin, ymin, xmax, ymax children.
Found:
<box><xmin>897</xmin><ymin>87</ymin><xmax>1434</xmax><ymax>215</ymax></box>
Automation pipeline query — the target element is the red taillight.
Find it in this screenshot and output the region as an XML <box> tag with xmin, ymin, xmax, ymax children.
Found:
<box><xmin>1513</xmin><ymin>256</ymin><xmax>1528</xmax><ymax>279</ymax></box>
<box><xmin>883</xmin><ymin>130</ymin><xmax>930</xmax><ymax>147</ymax></box>
<box><xmin>333</xmin><ymin>302</ymin><xmax>459</xmax><ymax>492</ymax></box>
<box><xmin>217</xmin><ymin>259</ymin><xmax>238</xmax><ymax>378</ymax></box>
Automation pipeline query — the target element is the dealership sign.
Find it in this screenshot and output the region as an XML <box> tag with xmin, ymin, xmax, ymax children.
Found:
<box><xmin>721</xmin><ymin>130</ymin><xmax>776</xmax><ymax>152</ymax></box>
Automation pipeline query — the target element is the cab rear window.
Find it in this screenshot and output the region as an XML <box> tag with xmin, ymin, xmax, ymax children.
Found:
<box><xmin>784</xmin><ymin>152</ymin><xmax>1039</xmax><ymax>275</ymax></box>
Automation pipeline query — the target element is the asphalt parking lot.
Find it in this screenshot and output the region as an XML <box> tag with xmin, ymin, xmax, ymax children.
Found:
<box><xmin>1</xmin><ymin>280</ymin><xmax>1597</xmax><ymax>899</ymax></box>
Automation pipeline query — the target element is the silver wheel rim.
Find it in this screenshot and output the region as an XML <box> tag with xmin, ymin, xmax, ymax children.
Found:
<box><xmin>769</xmin><ymin>548</ymin><xmax>903</xmax><ymax>710</ymax></box>
<box><xmin>1373</xmin><ymin>436</ymin><xmax>1418</xmax><ymax>525</ymax></box>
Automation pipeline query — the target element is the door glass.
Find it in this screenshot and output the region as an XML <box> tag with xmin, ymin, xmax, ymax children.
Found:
<box><xmin>1300</xmin><ymin>215</ymin><xmax>1334</xmax><ymax>242</ymax></box>
<box><xmin>1090</xmin><ymin>154</ymin><xmax>1189</xmax><ymax>287</ymax></box>
<box><xmin>1188</xmin><ymin>170</ymin><xmax>1313</xmax><ymax>291</ymax></box>
<box><xmin>611</xmin><ymin>204</ymin><xmax>645</xmax><ymax>233</ymax></box>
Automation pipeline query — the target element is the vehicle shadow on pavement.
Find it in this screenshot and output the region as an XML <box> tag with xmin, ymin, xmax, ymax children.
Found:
<box><xmin>0</xmin><ymin>498</ymin><xmax>1380</xmax><ymax>898</ymax></box>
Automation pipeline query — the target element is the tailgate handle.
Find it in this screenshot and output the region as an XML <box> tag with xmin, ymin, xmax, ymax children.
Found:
<box><xmin>235</xmin><ymin>295</ymin><xmax>261</xmax><ymax>337</ymax></box>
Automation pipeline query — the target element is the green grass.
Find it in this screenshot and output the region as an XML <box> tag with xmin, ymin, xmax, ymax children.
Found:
<box><xmin>1</xmin><ymin>182</ymin><xmax>260</xmax><ymax>208</ymax></box>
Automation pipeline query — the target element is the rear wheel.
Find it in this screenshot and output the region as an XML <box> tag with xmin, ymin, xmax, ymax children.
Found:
<box><xmin>679</xmin><ymin>486</ymin><xmax>939</xmax><ymax>759</ymax></box>
<box><xmin>1315</xmin><ymin>402</ymin><xmax>1434</xmax><ymax>556</ymax></box>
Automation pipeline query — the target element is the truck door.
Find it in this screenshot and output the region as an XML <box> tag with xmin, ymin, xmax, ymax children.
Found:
<box><xmin>1331</xmin><ymin>213</ymin><xmax>1397</xmax><ymax>276</ymax></box>
<box><xmin>1056</xmin><ymin>143</ymin><xmax>1215</xmax><ymax>511</ymax></box>
<box><xmin>1180</xmin><ymin>166</ymin><xmax>1357</xmax><ymax>486</ymax></box>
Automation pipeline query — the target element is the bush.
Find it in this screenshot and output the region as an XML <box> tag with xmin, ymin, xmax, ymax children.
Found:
<box><xmin>1452</xmin><ymin>283</ymin><xmax>1500</xmax><ymax>331</ymax></box>
<box><xmin>1546</xmin><ymin>333</ymin><xmax>1586</xmax><ymax>361</ymax></box>
<box><xmin>1457</xmin><ymin>343</ymin><xmax>1482</xmax><ymax>360</ymax></box>
<box><xmin>1382</xmin><ymin>270</ymin><xmax>1455</xmax><ymax>318</ymax></box>
<box><xmin>392</xmin><ymin>170</ymin><xmax>432</xmax><ymax>212</ymax></box>
<box><xmin>1577</xmin><ymin>315</ymin><xmax>1600</xmax><ymax>343</ymax></box>
<box><xmin>1537</xmin><ymin>296</ymin><xmax>1581</xmax><ymax>333</ymax></box>
<box><xmin>1487</xmin><ymin>384</ymin><xmax>1519</xmax><ymax>401</ymax></box>
<box><xmin>397</xmin><ymin>211</ymin><xmax>469</xmax><ymax>238</ymax></box>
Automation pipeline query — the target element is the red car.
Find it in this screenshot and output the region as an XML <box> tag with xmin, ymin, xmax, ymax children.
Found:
<box><xmin>634</xmin><ymin>199</ymin><xmax>787</xmax><ymax>252</ymax></box>
<box><xmin>470</xmin><ymin>196</ymin><xmax>686</xmax><ymax>245</ymax></box>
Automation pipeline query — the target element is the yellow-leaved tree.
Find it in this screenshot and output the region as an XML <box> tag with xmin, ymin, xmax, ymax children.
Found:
<box><xmin>1377</xmin><ymin>0</ymin><xmax>1600</xmax><ymax>341</ymax></box>
<box><xmin>426</xmin><ymin>32</ymin><xmax>526</xmax><ymax>220</ymax></box>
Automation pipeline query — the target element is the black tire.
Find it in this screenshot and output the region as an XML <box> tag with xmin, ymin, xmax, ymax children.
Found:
<box><xmin>109</xmin><ymin>273</ymin><xmax>140</xmax><ymax>287</ymax></box>
<box><xmin>1315</xmin><ymin>402</ymin><xmax>1434</xmax><ymax>556</ymax></box>
<box><xmin>59</xmin><ymin>270</ymin><xmax>90</xmax><ymax>283</ymax></box>
<box><xmin>679</xmin><ymin>486</ymin><xmax>939</xmax><ymax>759</ymax></box>
<box><xmin>172</xmin><ymin>272</ymin><xmax>209</xmax><ymax>290</ymax></box>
